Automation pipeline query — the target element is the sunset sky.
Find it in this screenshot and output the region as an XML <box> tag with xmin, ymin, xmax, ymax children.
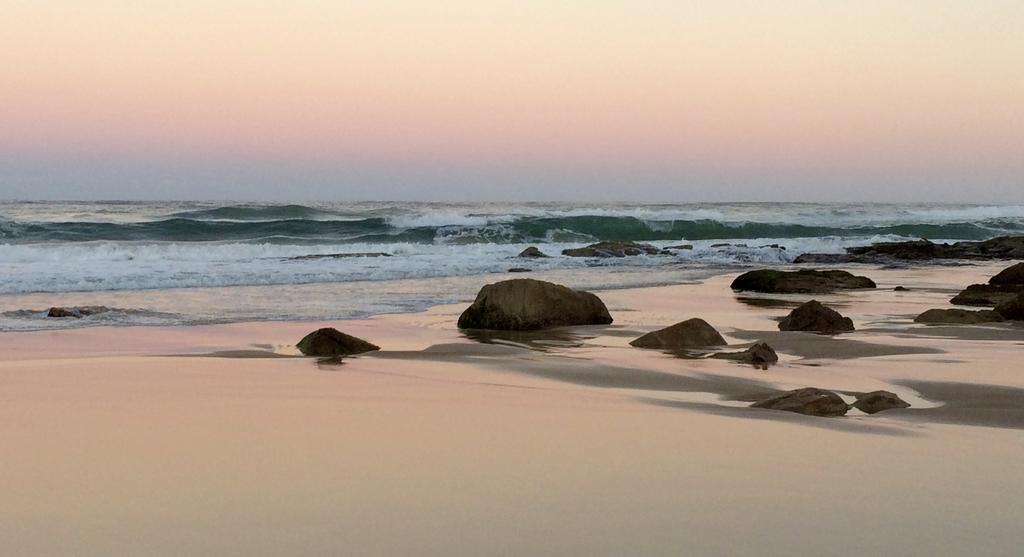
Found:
<box><xmin>2</xmin><ymin>1</ymin><xmax>1022</xmax><ymax>201</ymax></box>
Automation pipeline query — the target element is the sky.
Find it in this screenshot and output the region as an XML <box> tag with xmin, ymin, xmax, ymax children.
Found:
<box><xmin>1</xmin><ymin>1</ymin><xmax>1022</xmax><ymax>202</ymax></box>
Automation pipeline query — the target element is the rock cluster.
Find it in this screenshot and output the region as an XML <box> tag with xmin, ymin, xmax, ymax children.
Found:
<box><xmin>562</xmin><ymin>241</ymin><xmax>663</xmax><ymax>258</ymax></box>
<box><xmin>795</xmin><ymin>236</ymin><xmax>1024</xmax><ymax>264</ymax></box>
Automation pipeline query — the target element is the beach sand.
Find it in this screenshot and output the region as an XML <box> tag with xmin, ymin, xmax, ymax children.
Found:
<box><xmin>2</xmin><ymin>263</ymin><xmax>1023</xmax><ymax>556</ymax></box>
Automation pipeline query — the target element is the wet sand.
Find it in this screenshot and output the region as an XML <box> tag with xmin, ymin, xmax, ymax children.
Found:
<box><xmin>2</xmin><ymin>263</ymin><xmax>1024</xmax><ymax>555</ymax></box>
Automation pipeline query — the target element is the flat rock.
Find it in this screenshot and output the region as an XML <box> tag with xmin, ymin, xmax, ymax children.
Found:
<box><xmin>914</xmin><ymin>308</ymin><xmax>1005</xmax><ymax>324</ymax></box>
<box><xmin>457</xmin><ymin>278</ymin><xmax>612</xmax><ymax>331</ymax></box>
<box><xmin>795</xmin><ymin>236</ymin><xmax>1024</xmax><ymax>264</ymax></box>
<box><xmin>630</xmin><ymin>318</ymin><xmax>726</xmax><ymax>349</ymax></box>
<box><xmin>995</xmin><ymin>294</ymin><xmax>1024</xmax><ymax>320</ymax></box>
<box><xmin>950</xmin><ymin>283</ymin><xmax>1024</xmax><ymax>307</ymax></box>
<box><xmin>730</xmin><ymin>269</ymin><xmax>876</xmax><ymax>294</ymax></box>
<box><xmin>507</xmin><ymin>267</ymin><xmax>532</xmax><ymax>273</ymax></box>
<box><xmin>297</xmin><ymin>328</ymin><xmax>380</xmax><ymax>357</ymax></box>
<box><xmin>751</xmin><ymin>388</ymin><xmax>850</xmax><ymax>417</ymax></box>
<box><xmin>710</xmin><ymin>342</ymin><xmax>779</xmax><ymax>365</ymax></box>
<box><xmin>46</xmin><ymin>306</ymin><xmax>107</xmax><ymax>318</ymax></box>
<box><xmin>562</xmin><ymin>241</ymin><xmax>662</xmax><ymax>258</ymax></box>
<box><xmin>517</xmin><ymin>246</ymin><xmax>549</xmax><ymax>258</ymax></box>
<box><xmin>288</xmin><ymin>252</ymin><xmax>391</xmax><ymax>261</ymax></box>
<box><xmin>852</xmin><ymin>391</ymin><xmax>911</xmax><ymax>414</ymax></box>
<box><xmin>778</xmin><ymin>300</ymin><xmax>855</xmax><ymax>334</ymax></box>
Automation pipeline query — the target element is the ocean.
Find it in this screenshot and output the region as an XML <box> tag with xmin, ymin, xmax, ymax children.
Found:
<box><xmin>2</xmin><ymin>201</ymin><xmax>1023</xmax><ymax>331</ymax></box>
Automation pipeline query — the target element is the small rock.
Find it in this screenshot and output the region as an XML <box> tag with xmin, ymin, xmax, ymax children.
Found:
<box><xmin>750</xmin><ymin>388</ymin><xmax>850</xmax><ymax>417</ymax></box>
<box><xmin>894</xmin><ymin>286</ymin><xmax>909</xmax><ymax>292</ymax></box>
<box><xmin>518</xmin><ymin>246</ymin><xmax>549</xmax><ymax>258</ymax></box>
<box><xmin>297</xmin><ymin>328</ymin><xmax>380</xmax><ymax>357</ymax></box>
<box><xmin>46</xmin><ymin>306</ymin><xmax>105</xmax><ymax>318</ymax></box>
<box><xmin>995</xmin><ymin>293</ymin><xmax>1024</xmax><ymax>320</ymax></box>
<box><xmin>710</xmin><ymin>342</ymin><xmax>779</xmax><ymax>365</ymax></box>
<box><xmin>630</xmin><ymin>318</ymin><xmax>726</xmax><ymax>349</ymax></box>
<box><xmin>852</xmin><ymin>391</ymin><xmax>910</xmax><ymax>414</ymax></box>
<box><xmin>778</xmin><ymin>300</ymin><xmax>855</xmax><ymax>334</ymax></box>
<box><xmin>914</xmin><ymin>308</ymin><xmax>1004</xmax><ymax>324</ymax></box>
<box><xmin>666</xmin><ymin>244</ymin><xmax>694</xmax><ymax>250</ymax></box>
<box><xmin>507</xmin><ymin>267</ymin><xmax>532</xmax><ymax>273</ymax></box>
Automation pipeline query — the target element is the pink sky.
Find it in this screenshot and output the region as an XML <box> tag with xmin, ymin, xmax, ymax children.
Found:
<box><xmin>1</xmin><ymin>1</ymin><xmax>1022</xmax><ymax>200</ymax></box>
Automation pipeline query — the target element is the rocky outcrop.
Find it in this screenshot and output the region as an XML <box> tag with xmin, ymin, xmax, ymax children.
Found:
<box><xmin>914</xmin><ymin>308</ymin><xmax>1005</xmax><ymax>324</ymax></box>
<box><xmin>457</xmin><ymin>278</ymin><xmax>612</xmax><ymax>330</ymax></box>
<box><xmin>518</xmin><ymin>246</ymin><xmax>549</xmax><ymax>258</ymax></box>
<box><xmin>296</xmin><ymin>328</ymin><xmax>380</xmax><ymax>357</ymax></box>
<box><xmin>730</xmin><ymin>269</ymin><xmax>876</xmax><ymax>294</ymax></box>
<box><xmin>778</xmin><ymin>300</ymin><xmax>855</xmax><ymax>334</ymax></box>
<box><xmin>950</xmin><ymin>262</ymin><xmax>1024</xmax><ymax>306</ymax></box>
<box><xmin>710</xmin><ymin>342</ymin><xmax>779</xmax><ymax>365</ymax></box>
<box><xmin>795</xmin><ymin>236</ymin><xmax>1024</xmax><ymax>264</ymax></box>
<box><xmin>630</xmin><ymin>318</ymin><xmax>726</xmax><ymax>349</ymax></box>
<box><xmin>562</xmin><ymin>241</ymin><xmax>662</xmax><ymax>258</ymax></box>
<box><xmin>751</xmin><ymin>388</ymin><xmax>850</xmax><ymax>417</ymax></box>
<box><xmin>995</xmin><ymin>294</ymin><xmax>1024</xmax><ymax>320</ymax></box>
<box><xmin>852</xmin><ymin>391</ymin><xmax>910</xmax><ymax>414</ymax></box>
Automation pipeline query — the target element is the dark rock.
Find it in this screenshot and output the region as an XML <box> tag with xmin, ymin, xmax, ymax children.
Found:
<box><xmin>995</xmin><ymin>294</ymin><xmax>1024</xmax><ymax>320</ymax></box>
<box><xmin>730</xmin><ymin>269</ymin><xmax>876</xmax><ymax>294</ymax></box>
<box><xmin>666</xmin><ymin>244</ymin><xmax>693</xmax><ymax>250</ymax></box>
<box><xmin>751</xmin><ymin>388</ymin><xmax>850</xmax><ymax>417</ymax></box>
<box><xmin>989</xmin><ymin>262</ymin><xmax>1024</xmax><ymax>285</ymax></box>
<box><xmin>852</xmin><ymin>391</ymin><xmax>911</xmax><ymax>414</ymax></box>
<box><xmin>46</xmin><ymin>306</ymin><xmax>106</xmax><ymax>318</ymax></box>
<box><xmin>562</xmin><ymin>241</ymin><xmax>662</xmax><ymax>258</ymax></box>
<box><xmin>288</xmin><ymin>252</ymin><xmax>391</xmax><ymax>261</ymax></box>
<box><xmin>914</xmin><ymin>308</ymin><xmax>1004</xmax><ymax>324</ymax></box>
<box><xmin>778</xmin><ymin>300</ymin><xmax>855</xmax><ymax>334</ymax></box>
<box><xmin>710</xmin><ymin>342</ymin><xmax>779</xmax><ymax>365</ymax></box>
<box><xmin>950</xmin><ymin>283</ymin><xmax>1024</xmax><ymax>307</ymax></box>
<box><xmin>507</xmin><ymin>267</ymin><xmax>532</xmax><ymax>273</ymax></box>
<box><xmin>518</xmin><ymin>246</ymin><xmax>549</xmax><ymax>258</ymax></box>
<box><xmin>296</xmin><ymin>328</ymin><xmax>380</xmax><ymax>357</ymax></box>
<box><xmin>457</xmin><ymin>278</ymin><xmax>612</xmax><ymax>331</ymax></box>
<box><xmin>630</xmin><ymin>318</ymin><xmax>726</xmax><ymax>349</ymax></box>
<box><xmin>795</xmin><ymin>236</ymin><xmax>1024</xmax><ymax>264</ymax></box>
<box><xmin>894</xmin><ymin>286</ymin><xmax>909</xmax><ymax>291</ymax></box>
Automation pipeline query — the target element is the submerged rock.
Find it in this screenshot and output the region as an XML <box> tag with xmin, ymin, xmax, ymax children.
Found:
<box><xmin>296</xmin><ymin>328</ymin><xmax>380</xmax><ymax>357</ymax></box>
<box><xmin>778</xmin><ymin>300</ymin><xmax>855</xmax><ymax>334</ymax></box>
<box><xmin>894</xmin><ymin>286</ymin><xmax>909</xmax><ymax>292</ymax></box>
<box><xmin>730</xmin><ymin>269</ymin><xmax>876</xmax><ymax>294</ymax></box>
<box><xmin>630</xmin><ymin>318</ymin><xmax>726</xmax><ymax>349</ymax></box>
<box><xmin>666</xmin><ymin>244</ymin><xmax>693</xmax><ymax>250</ymax></box>
<box><xmin>562</xmin><ymin>241</ymin><xmax>662</xmax><ymax>258</ymax></box>
<box><xmin>517</xmin><ymin>246</ymin><xmax>549</xmax><ymax>258</ymax></box>
<box><xmin>710</xmin><ymin>342</ymin><xmax>779</xmax><ymax>365</ymax></box>
<box><xmin>751</xmin><ymin>388</ymin><xmax>850</xmax><ymax>417</ymax></box>
<box><xmin>995</xmin><ymin>294</ymin><xmax>1024</xmax><ymax>320</ymax></box>
<box><xmin>852</xmin><ymin>391</ymin><xmax>911</xmax><ymax>414</ymax></box>
<box><xmin>914</xmin><ymin>308</ymin><xmax>1005</xmax><ymax>324</ymax></box>
<box><xmin>507</xmin><ymin>267</ymin><xmax>532</xmax><ymax>273</ymax></box>
<box><xmin>457</xmin><ymin>278</ymin><xmax>612</xmax><ymax>331</ymax></box>
<box><xmin>287</xmin><ymin>252</ymin><xmax>391</xmax><ymax>261</ymax></box>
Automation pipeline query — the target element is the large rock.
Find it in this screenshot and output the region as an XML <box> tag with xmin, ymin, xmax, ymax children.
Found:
<box><xmin>778</xmin><ymin>300</ymin><xmax>855</xmax><ymax>334</ymax></box>
<box><xmin>297</xmin><ymin>328</ymin><xmax>380</xmax><ymax>357</ymax></box>
<box><xmin>518</xmin><ymin>246</ymin><xmax>549</xmax><ymax>258</ymax></box>
<box><xmin>730</xmin><ymin>269</ymin><xmax>876</xmax><ymax>294</ymax></box>
<box><xmin>852</xmin><ymin>391</ymin><xmax>910</xmax><ymax>414</ymax></box>
<box><xmin>710</xmin><ymin>342</ymin><xmax>779</xmax><ymax>365</ymax></box>
<box><xmin>751</xmin><ymin>388</ymin><xmax>850</xmax><ymax>417</ymax></box>
<box><xmin>914</xmin><ymin>308</ymin><xmax>1005</xmax><ymax>324</ymax></box>
<box><xmin>795</xmin><ymin>236</ymin><xmax>1024</xmax><ymax>264</ymax></box>
<box><xmin>630</xmin><ymin>318</ymin><xmax>726</xmax><ymax>349</ymax></box>
<box><xmin>995</xmin><ymin>294</ymin><xmax>1024</xmax><ymax>320</ymax></box>
<box><xmin>950</xmin><ymin>283</ymin><xmax>1024</xmax><ymax>307</ymax></box>
<box><xmin>562</xmin><ymin>241</ymin><xmax>662</xmax><ymax>258</ymax></box>
<box><xmin>989</xmin><ymin>263</ymin><xmax>1024</xmax><ymax>285</ymax></box>
<box><xmin>457</xmin><ymin>279</ymin><xmax>612</xmax><ymax>330</ymax></box>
